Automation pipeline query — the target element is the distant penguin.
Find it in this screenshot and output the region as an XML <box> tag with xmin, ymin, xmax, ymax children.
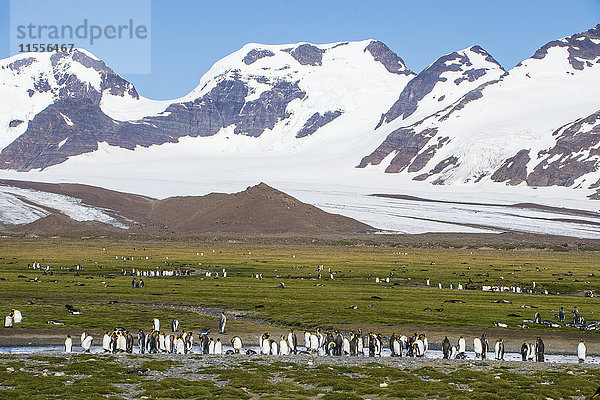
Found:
<box><xmin>158</xmin><ymin>333</ymin><xmax>166</xmax><ymax>352</ymax></box>
<box><xmin>81</xmin><ymin>335</ymin><xmax>93</xmax><ymax>352</ymax></box>
<box><xmin>117</xmin><ymin>333</ymin><xmax>127</xmax><ymax>352</ymax></box>
<box><xmin>219</xmin><ymin>313</ymin><xmax>227</xmax><ymax>334</ymax></box>
<box><xmin>208</xmin><ymin>338</ymin><xmax>215</xmax><ymax>355</ymax></box>
<box><xmin>334</xmin><ymin>332</ymin><xmax>343</xmax><ymax>356</ymax></box>
<box><xmin>521</xmin><ymin>342</ymin><xmax>529</xmax><ymax>361</ymax></box>
<box><xmin>450</xmin><ymin>346</ymin><xmax>457</xmax><ymax>359</ymax></box>
<box><xmin>138</xmin><ymin>330</ymin><xmax>146</xmax><ymax>354</ymax></box>
<box><xmin>126</xmin><ymin>331</ymin><xmax>134</xmax><ymax>353</ymax></box>
<box><xmin>4</xmin><ymin>314</ymin><xmax>12</xmax><ymax>328</ymax></box>
<box><xmin>578</xmin><ymin>340</ymin><xmax>586</xmax><ymax>363</ymax></box>
<box><xmin>481</xmin><ymin>334</ymin><xmax>489</xmax><ymax>359</ymax></box>
<box><xmin>153</xmin><ymin>318</ymin><xmax>160</xmax><ymax>332</ymax></box>
<box><xmin>165</xmin><ymin>334</ymin><xmax>172</xmax><ymax>353</ymax></box>
<box><xmin>442</xmin><ymin>337</ymin><xmax>451</xmax><ymax>359</ymax></box>
<box><xmin>413</xmin><ymin>338</ymin><xmax>425</xmax><ymax>357</ymax></box>
<box><xmin>279</xmin><ymin>336</ymin><xmax>289</xmax><ymax>355</ymax></box>
<box><xmin>357</xmin><ymin>335</ymin><xmax>364</xmax><ymax>357</ymax></box>
<box><xmin>215</xmin><ymin>339</ymin><xmax>223</xmax><ymax>355</ymax></box>
<box><xmin>12</xmin><ymin>309</ymin><xmax>22</xmax><ymax>324</ymax></box>
<box><xmin>287</xmin><ymin>330</ymin><xmax>297</xmax><ymax>355</ymax></box>
<box><xmin>309</xmin><ymin>334</ymin><xmax>319</xmax><ymax>353</ymax></box>
<box><xmin>421</xmin><ymin>334</ymin><xmax>429</xmax><ymax>355</ymax></box>
<box><xmin>172</xmin><ymin>319</ymin><xmax>179</xmax><ymax>332</ymax></box>
<box><xmin>495</xmin><ymin>339</ymin><xmax>504</xmax><ymax>360</ymax></box>
<box><xmin>534</xmin><ymin>312</ymin><xmax>541</xmax><ymax>324</ymax></box>
<box><xmin>65</xmin><ymin>335</ymin><xmax>73</xmax><ymax>353</ymax></box>
<box><xmin>261</xmin><ymin>333</ymin><xmax>271</xmax><ymax>355</ymax></box>
<box><xmin>458</xmin><ymin>336</ymin><xmax>466</xmax><ymax>356</ymax></box>
<box><xmin>175</xmin><ymin>336</ymin><xmax>185</xmax><ymax>354</ymax></box>
<box><xmin>535</xmin><ymin>337</ymin><xmax>545</xmax><ymax>362</ymax></box>
<box><xmin>271</xmin><ymin>340</ymin><xmax>279</xmax><ymax>355</ymax></box>
<box><xmin>81</xmin><ymin>331</ymin><xmax>88</xmax><ymax>346</ymax></box>
<box><xmin>102</xmin><ymin>331</ymin><xmax>111</xmax><ymax>352</ymax></box>
<box><xmin>304</xmin><ymin>331</ymin><xmax>310</xmax><ymax>351</ymax></box>
<box><xmin>559</xmin><ymin>307</ymin><xmax>565</xmax><ymax>323</ymax></box>
<box><xmin>473</xmin><ymin>337</ymin><xmax>483</xmax><ymax>359</ymax></box>
<box><xmin>343</xmin><ymin>337</ymin><xmax>351</xmax><ymax>355</ymax></box>
<box><xmin>231</xmin><ymin>336</ymin><xmax>243</xmax><ymax>353</ymax></box>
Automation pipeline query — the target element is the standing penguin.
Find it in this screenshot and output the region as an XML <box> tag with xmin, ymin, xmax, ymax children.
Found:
<box><xmin>304</xmin><ymin>330</ymin><xmax>311</xmax><ymax>351</ymax></box>
<box><xmin>153</xmin><ymin>318</ymin><xmax>160</xmax><ymax>332</ymax></box>
<box><xmin>481</xmin><ymin>334</ymin><xmax>489</xmax><ymax>359</ymax></box>
<box><xmin>442</xmin><ymin>336</ymin><xmax>451</xmax><ymax>359</ymax></box>
<box><xmin>208</xmin><ymin>338</ymin><xmax>215</xmax><ymax>355</ymax></box>
<box><xmin>271</xmin><ymin>339</ymin><xmax>279</xmax><ymax>355</ymax></box>
<box><xmin>4</xmin><ymin>313</ymin><xmax>12</xmax><ymax>328</ymax></box>
<box><xmin>102</xmin><ymin>331</ymin><xmax>111</xmax><ymax>352</ymax></box>
<box><xmin>535</xmin><ymin>337</ymin><xmax>545</xmax><ymax>362</ymax></box>
<box><xmin>65</xmin><ymin>335</ymin><xmax>73</xmax><ymax>353</ymax></box>
<box><xmin>175</xmin><ymin>335</ymin><xmax>185</xmax><ymax>354</ymax></box>
<box><xmin>214</xmin><ymin>338</ymin><xmax>223</xmax><ymax>355</ymax></box>
<box><xmin>534</xmin><ymin>312</ymin><xmax>541</xmax><ymax>324</ymax></box>
<box><xmin>309</xmin><ymin>333</ymin><xmax>319</xmax><ymax>354</ymax></box>
<box><xmin>342</xmin><ymin>336</ymin><xmax>351</xmax><ymax>355</ymax></box>
<box><xmin>231</xmin><ymin>336</ymin><xmax>243</xmax><ymax>353</ymax></box>
<box><xmin>126</xmin><ymin>331</ymin><xmax>134</xmax><ymax>353</ymax></box>
<box><xmin>261</xmin><ymin>333</ymin><xmax>271</xmax><ymax>355</ymax></box>
<box><xmin>279</xmin><ymin>336</ymin><xmax>289</xmax><ymax>355</ymax></box>
<box><xmin>495</xmin><ymin>339</ymin><xmax>504</xmax><ymax>360</ymax></box>
<box><xmin>457</xmin><ymin>336</ymin><xmax>466</xmax><ymax>359</ymax></box>
<box><xmin>473</xmin><ymin>337</ymin><xmax>483</xmax><ymax>359</ymax></box>
<box><xmin>138</xmin><ymin>330</ymin><xmax>146</xmax><ymax>354</ymax></box>
<box><xmin>520</xmin><ymin>342</ymin><xmax>529</xmax><ymax>361</ymax></box>
<box><xmin>573</xmin><ymin>307</ymin><xmax>580</xmax><ymax>324</ymax></box>
<box><xmin>81</xmin><ymin>331</ymin><xmax>88</xmax><ymax>347</ymax></box>
<box><xmin>578</xmin><ymin>340</ymin><xmax>587</xmax><ymax>363</ymax></box>
<box><xmin>559</xmin><ymin>307</ymin><xmax>565</xmax><ymax>323</ymax></box>
<box><xmin>219</xmin><ymin>313</ymin><xmax>227</xmax><ymax>334</ymax></box>
<box><xmin>81</xmin><ymin>335</ymin><xmax>93</xmax><ymax>352</ymax></box>
<box><xmin>12</xmin><ymin>309</ymin><xmax>22</xmax><ymax>324</ymax></box>
<box><xmin>413</xmin><ymin>337</ymin><xmax>425</xmax><ymax>357</ymax></box>
<box><xmin>172</xmin><ymin>319</ymin><xmax>179</xmax><ymax>332</ymax></box>
<box><xmin>334</xmin><ymin>332</ymin><xmax>343</xmax><ymax>356</ymax></box>
<box><xmin>287</xmin><ymin>330</ymin><xmax>297</xmax><ymax>355</ymax></box>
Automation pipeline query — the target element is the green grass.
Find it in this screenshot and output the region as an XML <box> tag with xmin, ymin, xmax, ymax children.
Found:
<box><xmin>0</xmin><ymin>237</ymin><xmax>599</xmax><ymax>333</ymax></box>
<box><xmin>1</xmin><ymin>354</ymin><xmax>599</xmax><ymax>399</ymax></box>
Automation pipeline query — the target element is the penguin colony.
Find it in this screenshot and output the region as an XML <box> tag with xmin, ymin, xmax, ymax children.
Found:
<box><xmin>62</xmin><ymin>317</ymin><xmax>591</xmax><ymax>363</ymax></box>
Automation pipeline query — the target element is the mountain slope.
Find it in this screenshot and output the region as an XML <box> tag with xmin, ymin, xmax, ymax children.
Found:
<box><xmin>358</xmin><ymin>24</ymin><xmax>600</xmax><ymax>194</ymax></box>
<box><xmin>0</xmin><ymin>41</ymin><xmax>413</xmax><ymax>171</ymax></box>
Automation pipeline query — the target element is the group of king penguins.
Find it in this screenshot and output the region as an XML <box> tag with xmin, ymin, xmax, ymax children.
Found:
<box><xmin>62</xmin><ymin>315</ymin><xmax>592</xmax><ymax>364</ymax></box>
<box><xmin>4</xmin><ymin>309</ymin><xmax>22</xmax><ymax>327</ymax></box>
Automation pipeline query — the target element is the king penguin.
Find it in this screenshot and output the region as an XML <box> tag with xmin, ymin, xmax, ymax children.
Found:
<box><xmin>495</xmin><ymin>338</ymin><xmax>504</xmax><ymax>360</ymax></box>
<box><xmin>231</xmin><ymin>336</ymin><xmax>243</xmax><ymax>353</ymax></box>
<box><xmin>102</xmin><ymin>331</ymin><xmax>111</xmax><ymax>352</ymax></box>
<box><xmin>215</xmin><ymin>338</ymin><xmax>223</xmax><ymax>355</ymax></box>
<box><xmin>12</xmin><ymin>309</ymin><xmax>22</xmax><ymax>324</ymax></box>
<box><xmin>65</xmin><ymin>335</ymin><xmax>73</xmax><ymax>353</ymax></box>
<box><xmin>473</xmin><ymin>337</ymin><xmax>483</xmax><ymax>360</ymax></box>
<box><xmin>219</xmin><ymin>313</ymin><xmax>227</xmax><ymax>334</ymax></box>
<box><xmin>279</xmin><ymin>336</ymin><xmax>289</xmax><ymax>355</ymax></box>
<box><xmin>81</xmin><ymin>335</ymin><xmax>93</xmax><ymax>352</ymax></box>
<box><xmin>153</xmin><ymin>318</ymin><xmax>160</xmax><ymax>332</ymax></box>
<box><xmin>287</xmin><ymin>330</ymin><xmax>297</xmax><ymax>355</ymax></box>
<box><xmin>578</xmin><ymin>340</ymin><xmax>587</xmax><ymax>363</ymax></box>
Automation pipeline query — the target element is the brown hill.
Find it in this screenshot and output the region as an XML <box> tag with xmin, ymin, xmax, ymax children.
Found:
<box><xmin>140</xmin><ymin>183</ymin><xmax>374</xmax><ymax>235</ymax></box>
<box><xmin>0</xmin><ymin>180</ymin><xmax>374</xmax><ymax>236</ymax></box>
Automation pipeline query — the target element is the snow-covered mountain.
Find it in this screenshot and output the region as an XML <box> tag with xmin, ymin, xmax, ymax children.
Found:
<box><xmin>0</xmin><ymin>25</ymin><xmax>599</xmax><ymax>237</ymax></box>
<box><xmin>0</xmin><ymin>40</ymin><xmax>413</xmax><ymax>171</ymax></box>
<box><xmin>359</xmin><ymin>24</ymin><xmax>600</xmax><ymax>199</ymax></box>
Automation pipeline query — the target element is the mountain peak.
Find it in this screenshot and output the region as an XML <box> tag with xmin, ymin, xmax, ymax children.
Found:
<box><xmin>530</xmin><ymin>23</ymin><xmax>600</xmax><ymax>70</ymax></box>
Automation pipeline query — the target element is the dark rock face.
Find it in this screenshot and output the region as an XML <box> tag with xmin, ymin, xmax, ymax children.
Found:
<box><xmin>526</xmin><ymin>110</ymin><xmax>600</xmax><ymax>187</ymax></box>
<box><xmin>357</xmin><ymin>126</ymin><xmax>437</xmax><ymax>173</ymax></box>
<box><xmin>364</xmin><ymin>41</ymin><xmax>412</xmax><ymax>75</ymax></box>
<box><xmin>490</xmin><ymin>110</ymin><xmax>600</xmax><ymax>189</ymax></box>
<box><xmin>415</xmin><ymin>156</ymin><xmax>459</xmax><ymax>183</ymax></box>
<box><xmin>9</xmin><ymin>120</ymin><xmax>23</xmax><ymax>128</ymax></box>
<box><xmin>290</xmin><ymin>44</ymin><xmax>325</xmax><ymax>66</ymax></box>
<box><xmin>8</xmin><ymin>57</ymin><xmax>36</xmax><ymax>71</ymax></box>
<box><xmin>0</xmin><ymin>77</ymin><xmax>306</xmax><ymax>170</ymax></box>
<box><xmin>243</xmin><ymin>49</ymin><xmax>275</xmax><ymax>65</ymax></box>
<box><xmin>531</xmin><ymin>24</ymin><xmax>600</xmax><ymax>70</ymax></box>
<box><xmin>491</xmin><ymin>149</ymin><xmax>530</xmax><ymax>185</ymax></box>
<box><xmin>376</xmin><ymin>46</ymin><xmax>503</xmax><ymax>127</ymax></box>
<box><xmin>296</xmin><ymin>111</ymin><xmax>342</xmax><ymax>138</ymax></box>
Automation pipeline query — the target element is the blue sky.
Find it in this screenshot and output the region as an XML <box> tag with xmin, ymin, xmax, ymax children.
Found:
<box><xmin>1</xmin><ymin>0</ymin><xmax>599</xmax><ymax>99</ymax></box>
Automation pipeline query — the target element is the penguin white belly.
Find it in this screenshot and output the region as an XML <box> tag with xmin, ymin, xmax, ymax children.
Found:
<box><xmin>208</xmin><ymin>341</ymin><xmax>215</xmax><ymax>355</ymax></box>
<box><xmin>233</xmin><ymin>337</ymin><xmax>242</xmax><ymax>351</ymax></box>
<box><xmin>165</xmin><ymin>336</ymin><xmax>172</xmax><ymax>353</ymax></box>
<box><xmin>423</xmin><ymin>338</ymin><xmax>428</xmax><ymax>353</ymax></box>
<box><xmin>280</xmin><ymin>340</ymin><xmax>289</xmax><ymax>355</ymax></box>
<box><xmin>118</xmin><ymin>336</ymin><xmax>127</xmax><ymax>351</ymax></box>
<box><xmin>262</xmin><ymin>339</ymin><xmax>270</xmax><ymax>355</ymax></box>
<box><xmin>458</xmin><ymin>339</ymin><xmax>466</xmax><ymax>353</ymax></box>
<box><xmin>343</xmin><ymin>338</ymin><xmax>350</xmax><ymax>355</ymax></box>
<box><xmin>304</xmin><ymin>333</ymin><xmax>310</xmax><ymax>349</ymax></box>
<box><xmin>309</xmin><ymin>335</ymin><xmax>319</xmax><ymax>352</ymax></box>
<box><xmin>415</xmin><ymin>339</ymin><xmax>424</xmax><ymax>356</ymax></box>
<box><xmin>159</xmin><ymin>335</ymin><xmax>166</xmax><ymax>351</ymax></box>
<box><xmin>176</xmin><ymin>338</ymin><xmax>185</xmax><ymax>354</ymax></box>
<box><xmin>578</xmin><ymin>343</ymin><xmax>586</xmax><ymax>361</ymax></box>
<box><xmin>271</xmin><ymin>341</ymin><xmax>279</xmax><ymax>355</ymax></box>
<box><xmin>287</xmin><ymin>334</ymin><xmax>294</xmax><ymax>351</ymax></box>
<box><xmin>393</xmin><ymin>340</ymin><xmax>401</xmax><ymax>356</ymax></box>
<box><xmin>473</xmin><ymin>338</ymin><xmax>482</xmax><ymax>357</ymax></box>
<box><xmin>215</xmin><ymin>341</ymin><xmax>222</xmax><ymax>355</ymax></box>
<box><xmin>82</xmin><ymin>336</ymin><xmax>93</xmax><ymax>351</ymax></box>
<box><xmin>450</xmin><ymin>346</ymin><xmax>457</xmax><ymax>359</ymax></box>
<box><xmin>153</xmin><ymin>319</ymin><xmax>160</xmax><ymax>331</ymax></box>
<box><xmin>81</xmin><ymin>332</ymin><xmax>87</xmax><ymax>345</ymax></box>
<box><xmin>494</xmin><ymin>342</ymin><xmax>500</xmax><ymax>359</ymax></box>
<box><xmin>13</xmin><ymin>310</ymin><xmax>22</xmax><ymax>323</ymax></box>
<box><xmin>4</xmin><ymin>315</ymin><xmax>12</xmax><ymax>327</ymax></box>
<box><xmin>65</xmin><ymin>339</ymin><xmax>72</xmax><ymax>353</ymax></box>
<box><xmin>102</xmin><ymin>335</ymin><xmax>111</xmax><ymax>351</ymax></box>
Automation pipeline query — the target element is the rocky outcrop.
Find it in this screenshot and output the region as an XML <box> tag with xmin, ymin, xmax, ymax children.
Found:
<box><xmin>243</xmin><ymin>49</ymin><xmax>275</xmax><ymax>65</ymax></box>
<box><xmin>364</xmin><ymin>41</ymin><xmax>412</xmax><ymax>75</ymax></box>
<box><xmin>491</xmin><ymin>149</ymin><xmax>530</xmax><ymax>185</ymax></box>
<box><xmin>296</xmin><ymin>111</ymin><xmax>342</xmax><ymax>138</ymax></box>
<box><xmin>531</xmin><ymin>24</ymin><xmax>600</xmax><ymax>70</ymax></box>
<box><xmin>290</xmin><ymin>44</ymin><xmax>324</xmax><ymax>66</ymax></box>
